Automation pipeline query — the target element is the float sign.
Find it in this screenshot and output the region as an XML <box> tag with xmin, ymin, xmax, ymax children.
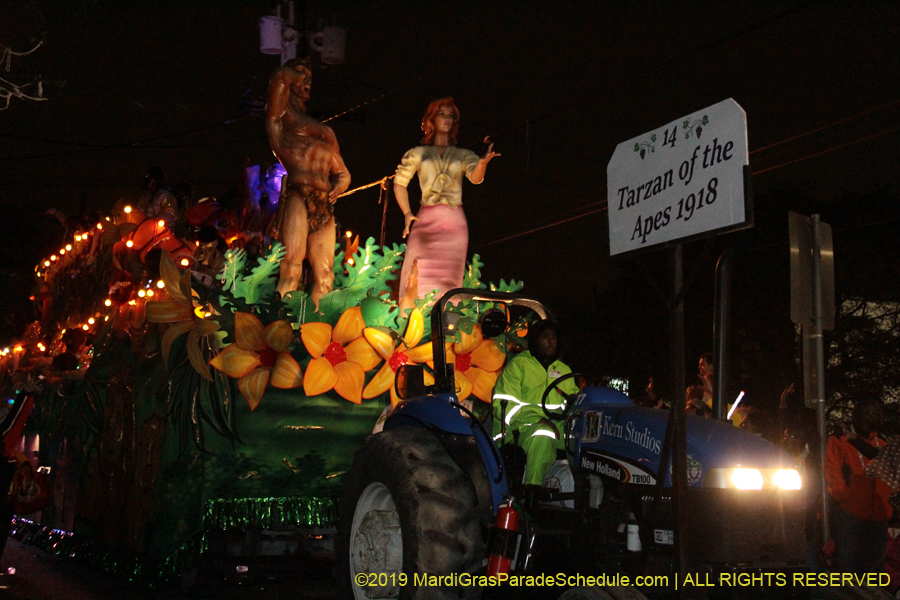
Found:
<box><xmin>607</xmin><ymin>99</ymin><xmax>751</xmax><ymax>256</ymax></box>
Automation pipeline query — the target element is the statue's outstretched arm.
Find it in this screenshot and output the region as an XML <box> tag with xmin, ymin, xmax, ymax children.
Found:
<box><xmin>469</xmin><ymin>142</ymin><xmax>501</xmax><ymax>184</ymax></box>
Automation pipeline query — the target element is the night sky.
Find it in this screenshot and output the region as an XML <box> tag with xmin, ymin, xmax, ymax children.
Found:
<box><xmin>1</xmin><ymin>1</ymin><xmax>898</xmax><ymax>392</ymax></box>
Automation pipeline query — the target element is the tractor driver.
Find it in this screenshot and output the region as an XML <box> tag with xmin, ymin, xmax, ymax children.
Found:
<box><xmin>492</xmin><ymin>319</ymin><xmax>579</xmax><ymax>489</ymax></box>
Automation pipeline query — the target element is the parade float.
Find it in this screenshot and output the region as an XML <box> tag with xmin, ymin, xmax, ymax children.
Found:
<box><xmin>3</xmin><ymin>186</ymin><xmax>525</xmax><ymax>586</ymax></box>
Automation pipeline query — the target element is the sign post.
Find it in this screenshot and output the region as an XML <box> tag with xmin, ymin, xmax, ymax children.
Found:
<box><xmin>607</xmin><ymin>99</ymin><xmax>751</xmax><ymax>589</ymax></box>
<box><xmin>789</xmin><ymin>211</ymin><xmax>834</xmax><ymax>544</ymax></box>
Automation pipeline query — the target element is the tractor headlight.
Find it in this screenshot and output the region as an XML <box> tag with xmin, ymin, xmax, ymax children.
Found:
<box><xmin>773</xmin><ymin>469</ymin><xmax>802</xmax><ymax>490</ymax></box>
<box><xmin>703</xmin><ymin>467</ymin><xmax>802</xmax><ymax>490</ymax></box>
<box><xmin>731</xmin><ymin>468</ymin><xmax>764</xmax><ymax>490</ymax></box>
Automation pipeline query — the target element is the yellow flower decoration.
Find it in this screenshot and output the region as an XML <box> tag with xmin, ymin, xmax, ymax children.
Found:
<box><xmin>446</xmin><ymin>324</ymin><xmax>506</xmax><ymax>403</ymax></box>
<box><xmin>299</xmin><ymin>307</ymin><xmax>381</xmax><ymax>404</ymax></box>
<box><xmin>208</xmin><ymin>312</ymin><xmax>302</xmax><ymax>411</ymax></box>
<box><xmin>145</xmin><ymin>252</ymin><xmax>220</xmax><ymax>380</ymax></box>
<box><xmin>362</xmin><ymin>308</ymin><xmax>434</xmax><ymax>407</ymax></box>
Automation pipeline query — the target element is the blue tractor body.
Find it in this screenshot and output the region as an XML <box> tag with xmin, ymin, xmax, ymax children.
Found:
<box><xmin>340</xmin><ymin>289</ymin><xmax>808</xmax><ymax>599</ymax></box>
<box><xmin>568</xmin><ymin>386</ymin><xmax>796</xmax><ymax>489</ymax></box>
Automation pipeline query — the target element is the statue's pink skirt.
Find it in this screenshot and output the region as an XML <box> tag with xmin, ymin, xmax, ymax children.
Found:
<box><xmin>399</xmin><ymin>204</ymin><xmax>468</xmax><ymax>302</ymax></box>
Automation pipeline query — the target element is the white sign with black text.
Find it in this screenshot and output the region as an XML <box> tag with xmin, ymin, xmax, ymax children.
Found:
<box><xmin>607</xmin><ymin>99</ymin><xmax>750</xmax><ymax>256</ymax></box>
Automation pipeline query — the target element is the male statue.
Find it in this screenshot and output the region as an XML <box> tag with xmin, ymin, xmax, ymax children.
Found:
<box><xmin>266</xmin><ymin>57</ymin><xmax>350</xmax><ymax>305</ymax></box>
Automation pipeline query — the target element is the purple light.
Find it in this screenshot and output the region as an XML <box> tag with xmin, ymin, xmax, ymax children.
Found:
<box><xmin>264</xmin><ymin>163</ymin><xmax>287</xmax><ymax>200</ymax></box>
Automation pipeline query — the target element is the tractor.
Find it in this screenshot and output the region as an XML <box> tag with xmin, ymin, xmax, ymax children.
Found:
<box><xmin>336</xmin><ymin>289</ymin><xmax>807</xmax><ymax>599</ymax></box>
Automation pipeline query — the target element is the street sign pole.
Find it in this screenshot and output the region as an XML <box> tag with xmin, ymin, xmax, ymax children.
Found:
<box><xmin>811</xmin><ymin>215</ymin><xmax>829</xmax><ymax>544</ymax></box>
<box><xmin>788</xmin><ymin>211</ymin><xmax>834</xmax><ymax>547</ymax></box>
<box><xmin>668</xmin><ymin>244</ymin><xmax>690</xmax><ymax>591</ymax></box>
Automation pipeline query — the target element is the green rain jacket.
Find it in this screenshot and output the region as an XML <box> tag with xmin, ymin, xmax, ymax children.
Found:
<box><xmin>492</xmin><ymin>350</ymin><xmax>579</xmax><ymax>438</ymax></box>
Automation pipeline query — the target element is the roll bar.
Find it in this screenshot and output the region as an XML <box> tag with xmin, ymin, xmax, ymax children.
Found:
<box><xmin>429</xmin><ymin>288</ymin><xmax>553</xmax><ymax>394</ymax></box>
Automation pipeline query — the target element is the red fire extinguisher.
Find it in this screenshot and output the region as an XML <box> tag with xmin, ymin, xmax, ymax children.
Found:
<box><xmin>486</xmin><ymin>498</ymin><xmax>520</xmax><ymax>579</ymax></box>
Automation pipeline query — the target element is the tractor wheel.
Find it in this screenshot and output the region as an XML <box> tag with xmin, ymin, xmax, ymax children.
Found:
<box><xmin>336</xmin><ymin>426</ymin><xmax>485</xmax><ymax>599</ymax></box>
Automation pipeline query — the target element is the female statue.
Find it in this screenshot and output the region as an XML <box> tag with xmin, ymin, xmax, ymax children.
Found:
<box><xmin>394</xmin><ymin>98</ymin><xmax>499</xmax><ymax>308</ymax></box>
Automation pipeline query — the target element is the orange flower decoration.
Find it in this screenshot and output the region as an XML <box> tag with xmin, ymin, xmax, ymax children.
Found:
<box><xmin>362</xmin><ymin>308</ymin><xmax>434</xmax><ymax>407</ymax></box>
<box><xmin>445</xmin><ymin>324</ymin><xmax>506</xmax><ymax>403</ymax></box>
<box><xmin>145</xmin><ymin>252</ymin><xmax>219</xmax><ymax>379</ymax></box>
<box><xmin>208</xmin><ymin>312</ymin><xmax>302</xmax><ymax>411</ymax></box>
<box><xmin>299</xmin><ymin>307</ymin><xmax>381</xmax><ymax>404</ymax></box>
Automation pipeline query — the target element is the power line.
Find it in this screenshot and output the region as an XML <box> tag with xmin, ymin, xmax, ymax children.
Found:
<box><xmin>753</xmin><ymin>125</ymin><xmax>900</xmax><ymax>176</ymax></box>
<box><xmin>321</xmin><ymin>74</ymin><xmax>425</xmax><ymax>124</ymax></box>
<box><xmin>747</xmin><ymin>214</ymin><xmax>900</xmax><ymax>255</ymax></box>
<box><xmin>749</xmin><ymin>99</ymin><xmax>900</xmax><ymax>155</ymax></box>
<box><xmin>471</xmin><ymin>117</ymin><xmax>900</xmax><ymax>250</ymax></box>
<box><xmin>475</xmin><ymin>204</ymin><xmax>608</xmax><ymax>250</ymax></box>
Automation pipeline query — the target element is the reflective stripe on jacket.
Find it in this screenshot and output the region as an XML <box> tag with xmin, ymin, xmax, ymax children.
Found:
<box><xmin>491</xmin><ymin>350</ymin><xmax>578</xmax><ymax>436</ymax></box>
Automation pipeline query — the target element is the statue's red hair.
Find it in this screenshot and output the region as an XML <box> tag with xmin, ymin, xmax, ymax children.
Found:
<box><xmin>420</xmin><ymin>98</ymin><xmax>460</xmax><ymax>145</ymax></box>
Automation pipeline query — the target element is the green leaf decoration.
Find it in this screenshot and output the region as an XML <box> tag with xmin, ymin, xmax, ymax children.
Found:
<box><xmin>218</xmin><ymin>248</ymin><xmax>247</xmax><ymax>293</ymax></box>
<box><xmin>239</xmin><ymin>243</ymin><xmax>286</xmax><ymax>305</ymax></box>
<box><xmin>334</xmin><ymin>239</ymin><xmax>404</xmax><ymax>296</ymax></box>
<box><xmin>650</xmin><ymin>134</ymin><xmax>657</xmax><ymax>142</ymax></box>
<box><xmin>490</xmin><ymin>278</ymin><xmax>525</xmax><ymax>294</ymax></box>
<box><xmin>326</xmin><ymin>239</ymin><xmax>405</xmax><ymax>319</ymax></box>
<box><xmin>457</xmin><ymin>315</ymin><xmax>476</xmax><ymax>335</ymax></box>
<box><xmin>683</xmin><ymin>120</ymin><xmax>690</xmax><ymax>129</ymax></box>
<box><xmin>315</xmin><ymin>288</ymin><xmax>364</xmax><ymax>324</ymax></box>
<box><xmin>216</xmin><ymin>243</ymin><xmax>285</xmax><ymax>309</ymax></box>
<box><xmin>702</xmin><ymin>115</ymin><xmax>709</xmax><ymax>125</ymax></box>
<box><xmin>464</xmin><ymin>254</ymin><xmax>487</xmax><ymax>289</ymax></box>
<box><xmin>282</xmin><ymin>290</ymin><xmax>314</xmax><ymax>329</ymax></box>
<box><xmin>367</xmin><ymin>243</ymin><xmax>406</xmax><ymax>292</ymax></box>
<box><xmin>413</xmin><ymin>291</ymin><xmax>437</xmax><ymax>313</ymax></box>
<box><xmin>360</xmin><ymin>294</ymin><xmax>400</xmax><ymax>329</ymax></box>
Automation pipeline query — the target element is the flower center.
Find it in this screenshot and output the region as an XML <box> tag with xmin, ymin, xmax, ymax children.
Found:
<box><xmin>455</xmin><ymin>352</ymin><xmax>472</xmax><ymax>373</ymax></box>
<box><xmin>258</xmin><ymin>346</ymin><xmax>279</xmax><ymax>368</ymax></box>
<box><xmin>324</xmin><ymin>341</ymin><xmax>347</xmax><ymax>366</ymax></box>
<box><xmin>388</xmin><ymin>351</ymin><xmax>409</xmax><ymax>372</ymax></box>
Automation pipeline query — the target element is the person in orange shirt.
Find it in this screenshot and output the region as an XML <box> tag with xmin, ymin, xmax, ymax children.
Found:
<box><xmin>824</xmin><ymin>399</ymin><xmax>892</xmax><ymax>575</ymax></box>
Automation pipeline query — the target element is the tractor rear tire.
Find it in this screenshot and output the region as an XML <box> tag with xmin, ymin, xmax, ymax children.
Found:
<box><xmin>336</xmin><ymin>426</ymin><xmax>485</xmax><ymax>599</ymax></box>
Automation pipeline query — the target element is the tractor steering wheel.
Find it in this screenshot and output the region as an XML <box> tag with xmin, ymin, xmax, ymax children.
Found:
<box><xmin>541</xmin><ymin>372</ymin><xmax>584</xmax><ymax>420</ymax></box>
